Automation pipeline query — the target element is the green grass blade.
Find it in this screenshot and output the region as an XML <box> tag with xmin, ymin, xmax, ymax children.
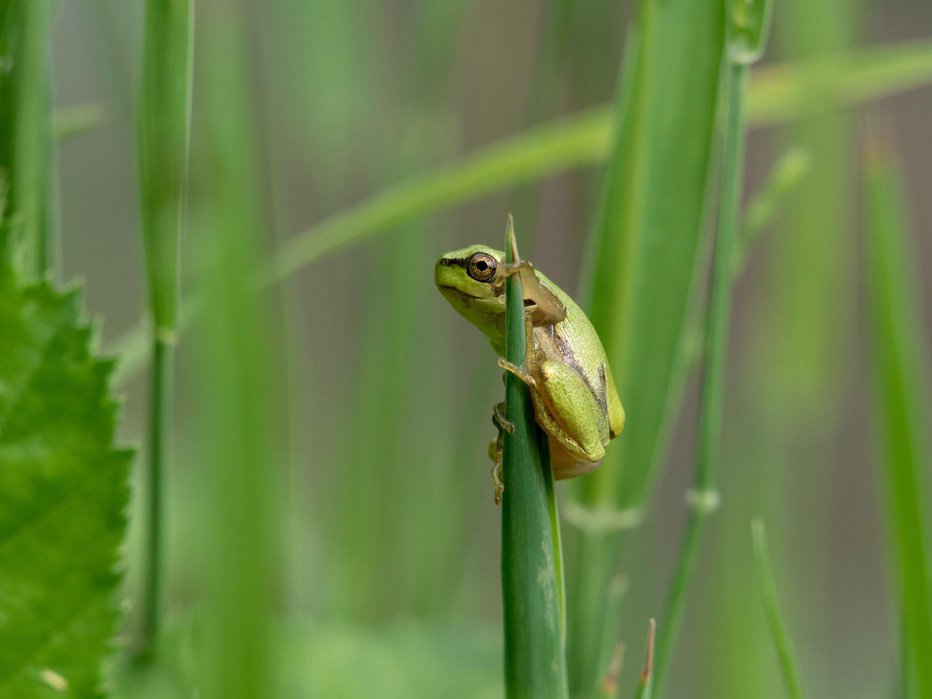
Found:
<box><xmin>566</xmin><ymin>0</ymin><xmax>725</xmax><ymax>692</ymax></box>
<box><xmin>133</xmin><ymin>0</ymin><xmax>193</xmax><ymax>659</ymax></box>
<box><xmin>191</xmin><ymin>5</ymin><xmax>283</xmax><ymax>698</ymax></box>
<box><xmin>501</xmin><ymin>219</ymin><xmax>568</xmax><ymax>699</ymax></box>
<box><xmin>863</xmin><ymin>131</ymin><xmax>932</xmax><ymax>699</ymax></box>
<box><xmin>110</xmin><ymin>40</ymin><xmax>932</xmax><ymax>385</ymax></box>
<box><xmin>52</xmin><ymin>104</ymin><xmax>107</xmax><ymax>142</ymax></box>
<box><xmin>751</xmin><ymin>518</ymin><xmax>805</xmax><ymax>699</ymax></box>
<box><xmin>0</xmin><ymin>0</ymin><xmax>55</xmax><ymax>279</ymax></box>
<box><xmin>260</xmin><ymin>40</ymin><xmax>932</xmax><ymax>288</ymax></box>
<box><xmin>735</xmin><ymin>147</ymin><xmax>811</xmax><ymax>272</ymax></box>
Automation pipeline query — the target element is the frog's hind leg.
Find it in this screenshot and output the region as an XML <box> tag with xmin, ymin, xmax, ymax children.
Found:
<box><xmin>530</xmin><ymin>359</ymin><xmax>608</xmax><ymax>471</ymax></box>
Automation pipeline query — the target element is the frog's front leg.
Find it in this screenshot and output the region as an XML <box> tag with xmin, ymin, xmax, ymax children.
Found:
<box><xmin>496</xmin><ymin>258</ymin><xmax>567</xmax><ymax>327</ymax></box>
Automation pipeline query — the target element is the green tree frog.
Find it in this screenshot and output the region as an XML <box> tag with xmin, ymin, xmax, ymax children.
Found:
<box><xmin>435</xmin><ymin>244</ymin><xmax>625</xmax><ymax>499</ymax></box>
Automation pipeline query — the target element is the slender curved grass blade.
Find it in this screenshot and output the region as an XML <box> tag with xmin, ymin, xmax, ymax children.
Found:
<box><xmin>52</xmin><ymin>104</ymin><xmax>107</xmax><ymax>142</ymax></box>
<box><xmin>500</xmin><ymin>221</ymin><xmax>567</xmax><ymax>699</ymax></box>
<box><xmin>751</xmin><ymin>518</ymin><xmax>805</xmax><ymax>699</ymax></box>
<box><xmin>863</xmin><ymin>132</ymin><xmax>932</xmax><ymax>699</ymax></box>
<box><xmin>110</xmin><ymin>40</ymin><xmax>932</xmax><ymax>385</ymax></box>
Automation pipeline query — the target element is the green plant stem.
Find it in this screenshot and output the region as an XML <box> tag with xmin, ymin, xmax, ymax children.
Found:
<box><xmin>137</xmin><ymin>334</ymin><xmax>171</xmax><ymax>657</ymax></box>
<box><xmin>751</xmin><ymin>518</ymin><xmax>805</xmax><ymax>699</ymax></box>
<box><xmin>652</xmin><ymin>58</ymin><xmax>748</xmax><ymax>697</ymax></box>
<box><xmin>134</xmin><ymin>0</ymin><xmax>193</xmax><ymax>658</ymax></box>
<box><xmin>500</xmin><ymin>219</ymin><xmax>568</xmax><ymax>699</ymax></box>
<box><xmin>1</xmin><ymin>0</ymin><xmax>54</xmax><ymax>278</ymax></box>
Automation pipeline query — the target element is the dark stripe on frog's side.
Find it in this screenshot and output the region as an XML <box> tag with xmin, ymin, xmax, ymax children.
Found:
<box><xmin>542</xmin><ymin>324</ymin><xmax>609</xmax><ymax>420</ymax></box>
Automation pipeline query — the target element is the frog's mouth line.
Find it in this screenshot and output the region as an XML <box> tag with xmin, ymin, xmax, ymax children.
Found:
<box><xmin>436</xmin><ymin>285</ymin><xmax>478</xmax><ymax>303</ymax></box>
<box><xmin>438</xmin><ymin>285</ymin><xmax>536</xmax><ymax>308</ymax></box>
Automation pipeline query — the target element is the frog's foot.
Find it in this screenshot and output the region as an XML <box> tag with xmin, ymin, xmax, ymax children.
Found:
<box><xmin>487</xmin><ymin>436</ymin><xmax>505</xmax><ymax>506</ymax></box>
<box><xmin>490</xmin><ymin>460</ymin><xmax>504</xmax><ymax>505</ymax></box>
<box><xmin>488</xmin><ymin>402</ymin><xmax>510</xmax><ymax>506</ymax></box>
<box><xmin>498</xmin><ymin>357</ymin><xmax>537</xmax><ymax>389</ymax></box>
<box><xmin>492</xmin><ymin>401</ymin><xmax>514</xmax><ymax>434</ymax></box>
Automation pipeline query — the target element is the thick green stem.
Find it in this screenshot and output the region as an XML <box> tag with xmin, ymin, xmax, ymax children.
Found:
<box><xmin>652</xmin><ymin>58</ymin><xmax>748</xmax><ymax>696</ymax></box>
<box><xmin>500</xmin><ymin>219</ymin><xmax>568</xmax><ymax>699</ymax></box>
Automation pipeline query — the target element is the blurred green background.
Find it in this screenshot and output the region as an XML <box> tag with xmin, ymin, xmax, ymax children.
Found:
<box><xmin>46</xmin><ymin>1</ymin><xmax>932</xmax><ymax>697</ymax></box>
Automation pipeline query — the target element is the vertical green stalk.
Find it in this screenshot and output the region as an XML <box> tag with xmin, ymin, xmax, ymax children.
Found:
<box><xmin>134</xmin><ymin>0</ymin><xmax>193</xmax><ymax>657</ymax></box>
<box><xmin>652</xmin><ymin>1</ymin><xmax>770</xmax><ymax>692</ymax></box>
<box><xmin>501</xmin><ymin>218</ymin><xmax>568</xmax><ymax>699</ymax></box>
<box><xmin>566</xmin><ymin>1</ymin><xmax>725</xmax><ymax>690</ymax></box>
<box><xmin>863</xmin><ymin>132</ymin><xmax>932</xmax><ymax>699</ymax></box>
<box><xmin>0</xmin><ymin>0</ymin><xmax>54</xmax><ymax>279</ymax></box>
<box><xmin>751</xmin><ymin>518</ymin><xmax>805</xmax><ymax>699</ymax></box>
<box><xmin>195</xmin><ymin>3</ymin><xmax>282</xmax><ymax>696</ymax></box>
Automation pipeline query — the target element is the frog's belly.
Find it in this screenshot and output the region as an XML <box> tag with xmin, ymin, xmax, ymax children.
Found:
<box><xmin>547</xmin><ymin>438</ymin><xmax>601</xmax><ymax>480</ymax></box>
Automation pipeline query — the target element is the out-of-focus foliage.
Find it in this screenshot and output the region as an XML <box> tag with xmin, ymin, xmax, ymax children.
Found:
<box><xmin>0</xmin><ymin>269</ymin><xmax>130</xmax><ymax>697</ymax></box>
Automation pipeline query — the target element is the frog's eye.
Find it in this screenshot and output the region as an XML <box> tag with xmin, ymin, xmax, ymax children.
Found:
<box><xmin>467</xmin><ymin>252</ymin><xmax>497</xmax><ymax>282</ymax></box>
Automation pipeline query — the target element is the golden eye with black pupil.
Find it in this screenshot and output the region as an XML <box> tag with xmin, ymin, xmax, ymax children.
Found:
<box><xmin>467</xmin><ymin>252</ymin><xmax>497</xmax><ymax>282</ymax></box>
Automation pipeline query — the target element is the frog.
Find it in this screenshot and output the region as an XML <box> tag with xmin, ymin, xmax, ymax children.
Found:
<box><xmin>435</xmin><ymin>243</ymin><xmax>625</xmax><ymax>502</ymax></box>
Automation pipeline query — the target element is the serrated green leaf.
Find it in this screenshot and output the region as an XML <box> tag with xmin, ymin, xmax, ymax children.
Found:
<box><xmin>0</xmin><ymin>269</ymin><xmax>131</xmax><ymax>698</ymax></box>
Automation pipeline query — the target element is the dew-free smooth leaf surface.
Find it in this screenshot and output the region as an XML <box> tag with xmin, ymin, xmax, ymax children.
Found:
<box><xmin>0</xmin><ymin>269</ymin><xmax>130</xmax><ymax>698</ymax></box>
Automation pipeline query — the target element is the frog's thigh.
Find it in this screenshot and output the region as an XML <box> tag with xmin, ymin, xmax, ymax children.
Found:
<box><xmin>531</xmin><ymin>359</ymin><xmax>606</xmax><ymax>463</ymax></box>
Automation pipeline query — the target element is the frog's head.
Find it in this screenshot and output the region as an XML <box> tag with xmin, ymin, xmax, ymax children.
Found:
<box><xmin>435</xmin><ymin>245</ymin><xmax>507</xmax><ymax>339</ymax></box>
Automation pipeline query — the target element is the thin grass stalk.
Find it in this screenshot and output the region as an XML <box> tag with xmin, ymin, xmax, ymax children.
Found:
<box><xmin>651</xmin><ymin>0</ymin><xmax>768</xmax><ymax>684</ymax></box>
<box><xmin>0</xmin><ymin>0</ymin><xmax>54</xmax><ymax>278</ymax></box>
<box><xmin>501</xmin><ymin>218</ymin><xmax>568</xmax><ymax>699</ymax></box>
<box><xmin>750</xmin><ymin>518</ymin><xmax>805</xmax><ymax>699</ymax></box>
<box><xmin>134</xmin><ymin>0</ymin><xmax>193</xmax><ymax>658</ymax></box>
<box><xmin>863</xmin><ymin>131</ymin><xmax>932</xmax><ymax>699</ymax></box>
<box><xmin>196</xmin><ymin>2</ymin><xmax>281</xmax><ymax>695</ymax></box>
<box><xmin>109</xmin><ymin>40</ymin><xmax>932</xmax><ymax>386</ymax></box>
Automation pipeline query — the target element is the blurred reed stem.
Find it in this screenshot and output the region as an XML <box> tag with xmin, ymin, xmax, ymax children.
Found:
<box><xmin>751</xmin><ymin>518</ymin><xmax>805</xmax><ymax>699</ymax></box>
<box><xmin>0</xmin><ymin>0</ymin><xmax>55</xmax><ymax>279</ymax></box>
<box><xmin>134</xmin><ymin>0</ymin><xmax>193</xmax><ymax>658</ymax></box>
<box><xmin>195</xmin><ymin>3</ymin><xmax>282</xmax><ymax>696</ymax></box>
<box><xmin>652</xmin><ymin>0</ymin><xmax>769</xmax><ymax>683</ymax></box>
<box><xmin>863</xmin><ymin>131</ymin><xmax>932</xmax><ymax>699</ymax></box>
<box><xmin>500</xmin><ymin>219</ymin><xmax>568</xmax><ymax>699</ymax></box>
